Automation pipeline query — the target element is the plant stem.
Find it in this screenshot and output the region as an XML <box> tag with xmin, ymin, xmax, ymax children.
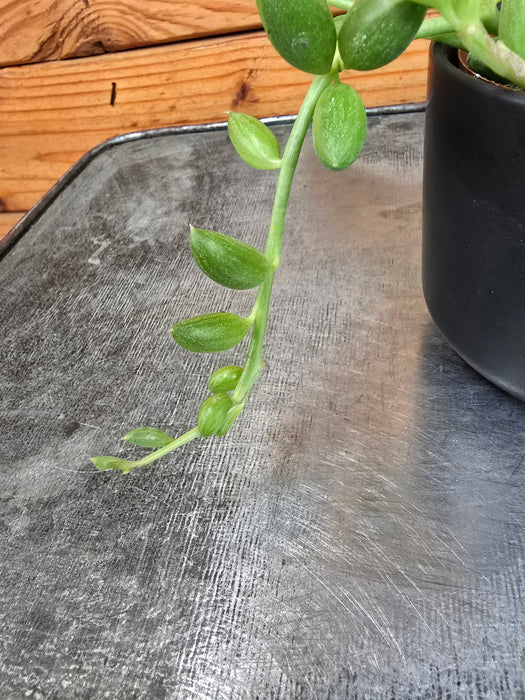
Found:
<box><xmin>416</xmin><ymin>16</ymin><xmax>466</xmax><ymax>49</ymax></box>
<box><xmin>461</xmin><ymin>21</ymin><xmax>525</xmax><ymax>87</ymax></box>
<box><xmin>434</xmin><ymin>5</ymin><xmax>525</xmax><ymax>87</ymax></box>
<box><xmin>416</xmin><ymin>16</ymin><xmax>456</xmax><ymax>39</ymax></box>
<box><xmin>128</xmin><ymin>427</ymin><xmax>201</xmax><ymax>470</ymax></box>
<box><xmin>92</xmin><ymin>426</ymin><xmax>202</xmax><ymax>473</ymax></box>
<box><xmin>231</xmin><ymin>72</ymin><xmax>335</xmax><ymax>407</ymax></box>
<box><xmin>97</xmin><ymin>72</ymin><xmax>336</xmax><ymax>473</ymax></box>
<box><xmin>265</xmin><ymin>75</ymin><xmax>335</xmax><ymax>267</ymax></box>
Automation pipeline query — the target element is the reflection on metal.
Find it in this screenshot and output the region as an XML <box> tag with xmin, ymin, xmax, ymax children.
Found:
<box><xmin>1</xmin><ymin>112</ymin><xmax>524</xmax><ymax>698</ymax></box>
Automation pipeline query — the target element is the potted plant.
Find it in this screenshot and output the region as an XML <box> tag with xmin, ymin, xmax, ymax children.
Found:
<box><xmin>423</xmin><ymin>40</ymin><xmax>525</xmax><ymax>402</ymax></box>
<box><xmin>91</xmin><ymin>0</ymin><xmax>525</xmax><ymax>474</ymax></box>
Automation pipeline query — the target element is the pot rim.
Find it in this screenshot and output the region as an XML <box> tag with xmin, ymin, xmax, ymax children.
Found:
<box><xmin>430</xmin><ymin>42</ymin><xmax>525</xmax><ymax>107</ymax></box>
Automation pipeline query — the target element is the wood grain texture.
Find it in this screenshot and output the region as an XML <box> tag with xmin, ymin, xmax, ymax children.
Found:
<box><xmin>0</xmin><ymin>1</ymin><xmax>433</xmax><ymax>68</ymax></box>
<box><xmin>0</xmin><ymin>0</ymin><xmax>263</xmax><ymax>67</ymax></box>
<box><xmin>0</xmin><ymin>31</ymin><xmax>431</xmax><ymax>212</ymax></box>
<box><xmin>0</xmin><ymin>212</ymin><xmax>23</xmax><ymax>240</ymax></box>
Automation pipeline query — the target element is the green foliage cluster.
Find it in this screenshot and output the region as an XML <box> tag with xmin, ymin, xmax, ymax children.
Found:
<box><xmin>92</xmin><ymin>0</ymin><xmax>525</xmax><ymax>473</ymax></box>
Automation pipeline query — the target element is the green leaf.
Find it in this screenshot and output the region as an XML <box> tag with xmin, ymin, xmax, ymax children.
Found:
<box><xmin>90</xmin><ymin>456</ymin><xmax>135</xmax><ymax>473</ymax></box>
<box><xmin>171</xmin><ymin>312</ymin><xmax>253</xmax><ymax>353</ymax></box>
<box><xmin>122</xmin><ymin>427</ymin><xmax>174</xmax><ymax>448</ymax></box>
<box><xmin>208</xmin><ymin>365</ymin><xmax>244</xmax><ymax>393</ymax></box>
<box><xmin>313</xmin><ymin>82</ymin><xmax>367</xmax><ymax>171</ymax></box>
<box><xmin>198</xmin><ymin>393</ymin><xmax>234</xmax><ymax>437</ymax></box>
<box><xmin>500</xmin><ymin>0</ymin><xmax>525</xmax><ymax>60</ymax></box>
<box><xmin>256</xmin><ymin>0</ymin><xmax>337</xmax><ymax>75</ymax></box>
<box><xmin>189</xmin><ymin>226</ymin><xmax>271</xmax><ymax>290</ymax></box>
<box><xmin>338</xmin><ymin>0</ymin><xmax>426</xmax><ymax>71</ymax></box>
<box><xmin>228</xmin><ymin>112</ymin><xmax>282</xmax><ymax>170</ymax></box>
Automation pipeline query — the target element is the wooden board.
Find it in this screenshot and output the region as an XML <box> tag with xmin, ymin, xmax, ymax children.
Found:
<box><xmin>0</xmin><ymin>31</ymin><xmax>431</xmax><ymax>212</ymax></box>
<box><xmin>0</xmin><ymin>2</ymin><xmax>431</xmax><ymax>68</ymax></box>
<box><xmin>0</xmin><ymin>212</ymin><xmax>23</xmax><ymax>241</ymax></box>
<box><xmin>0</xmin><ymin>0</ymin><xmax>263</xmax><ymax>67</ymax></box>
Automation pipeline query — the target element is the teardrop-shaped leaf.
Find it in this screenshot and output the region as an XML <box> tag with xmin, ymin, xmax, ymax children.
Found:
<box><xmin>228</xmin><ymin>112</ymin><xmax>282</xmax><ymax>170</ymax></box>
<box><xmin>171</xmin><ymin>312</ymin><xmax>252</xmax><ymax>353</ymax></box>
<box><xmin>190</xmin><ymin>226</ymin><xmax>271</xmax><ymax>290</ymax></box>
<box><xmin>198</xmin><ymin>393</ymin><xmax>233</xmax><ymax>437</ymax></box>
<box><xmin>256</xmin><ymin>0</ymin><xmax>337</xmax><ymax>75</ymax></box>
<box><xmin>338</xmin><ymin>0</ymin><xmax>426</xmax><ymax>71</ymax></box>
<box><xmin>313</xmin><ymin>82</ymin><xmax>367</xmax><ymax>171</ymax></box>
<box><xmin>90</xmin><ymin>456</ymin><xmax>134</xmax><ymax>473</ymax></box>
<box><xmin>208</xmin><ymin>365</ymin><xmax>243</xmax><ymax>394</ymax></box>
<box><xmin>122</xmin><ymin>427</ymin><xmax>174</xmax><ymax>448</ymax></box>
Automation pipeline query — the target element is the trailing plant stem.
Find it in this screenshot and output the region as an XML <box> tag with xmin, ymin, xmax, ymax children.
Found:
<box><xmin>232</xmin><ymin>72</ymin><xmax>336</xmax><ymax>407</ymax></box>
<box><xmin>123</xmin><ymin>427</ymin><xmax>200</xmax><ymax>473</ymax></box>
<box><xmin>265</xmin><ymin>73</ymin><xmax>335</xmax><ymax>268</ymax></box>
<box><xmin>96</xmin><ymin>72</ymin><xmax>337</xmax><ymax>473</ymax></box>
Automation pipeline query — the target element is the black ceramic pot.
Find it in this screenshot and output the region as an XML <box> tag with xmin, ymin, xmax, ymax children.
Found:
<box><xmin>422</xmin><ymin>42</ymin><xmax>525</xmax><ymax>401</ymax></box>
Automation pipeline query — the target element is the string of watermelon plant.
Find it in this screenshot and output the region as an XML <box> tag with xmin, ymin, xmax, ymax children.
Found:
<box><xmin>92</xmin><ymin>0</ymin><xmax>525</xmax><ymax>474</ymax></box>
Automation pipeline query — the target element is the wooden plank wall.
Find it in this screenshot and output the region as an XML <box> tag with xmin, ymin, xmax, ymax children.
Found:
<box><xmin>0</xmin><ymin>1</ymin><xmax>431</xmax><ymax>241</ymax></box>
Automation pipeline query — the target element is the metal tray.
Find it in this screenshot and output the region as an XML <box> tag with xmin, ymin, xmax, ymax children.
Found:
<box><xmin>1</xmin><ymin>109</ymin><xmax>524</xmax><ymax>699</ymax></box>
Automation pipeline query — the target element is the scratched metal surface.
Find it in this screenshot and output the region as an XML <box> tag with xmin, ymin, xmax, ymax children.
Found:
<box><xmin>1</xmin><ymin>112</ymin><xmax>524</xmax><ymax>699</ymax></box>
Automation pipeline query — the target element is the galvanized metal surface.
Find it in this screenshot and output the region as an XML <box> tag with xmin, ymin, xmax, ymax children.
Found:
<box><xmin>1</xmin><ymin>112</ymin><xmax>524</xmax><ymax>699</ymax></box>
